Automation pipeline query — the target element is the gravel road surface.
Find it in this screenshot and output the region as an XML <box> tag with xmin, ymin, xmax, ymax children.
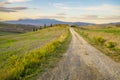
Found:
<box><xmin>37</xmin><ymin>28</ymin><xmax>120</xmax><ymax>80</ymax></box>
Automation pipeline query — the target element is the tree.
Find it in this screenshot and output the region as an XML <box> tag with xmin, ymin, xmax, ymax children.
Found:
<box><xmin>71</xmin><ymin>25</ymin><xmax>77</xmax><ymax>27</ymax></box>
<box><xmin>44</xmin><ymin>24</ymin><xmax>46</xmax><ymax>28</ymax></box>
<box><xmin>33</xmin><ymin>27</ymin><xmax>36</xmax><ymax>31</ymax></box>
<box><xmin>39</xmin><ymin>26</ymin><xmax>42</xmax><ymax>29</ymax></box>
<box><xmin>50</xmin><ymin>24</ymin><xmax>53</xmax><ymax>27</ymax></box>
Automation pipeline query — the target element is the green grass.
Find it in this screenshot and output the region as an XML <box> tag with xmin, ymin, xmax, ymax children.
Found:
<box><xmin>0</xmin><ymin>26</ymin><xmax>71</xmax><ymax>80</ymax></box>
<box><xmin>0</xmin><ymin>26</ymin><xmax>65</xmax><ymax>64</ymax></box>
<box><xmin>74</xmin><ymin>26</ymin><xmax>120</xmax><ymax>62</ymax></box>
<box><xmin>85</xmin><ymin>28</ymin><xmax>120</xmax><ymax>35</ymax></box>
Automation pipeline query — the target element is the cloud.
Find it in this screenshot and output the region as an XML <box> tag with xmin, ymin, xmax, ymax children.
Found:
<box><xmin>102</xmin><ymin>15</ymin><xmax>120</xmax><ymax>20</ymax></box>
<box><xmin>69</xmin><ymin>15</ymin><xmax>120</xmax><ymax>24</ymax></box>
<box><xmin>86</xmin><ymin>4</ymin><xmax>120</xmax><ymax>13</ymax></box>
<box><xmin>0</xmin><ymin>0</ymin><xmax>29</xmax><ymax>12</ymax></box>
<box><xmin>39</xmin><ymin>15</ymin><xmax>65</xmax><ymax>19</ymax></box>
<box><xmin>10</xmin><ymin>7</ymin><xmax>28</xmax><ymax>10</ymax></box>
<box><xmin>81</xmin><ymin>15</ymin><xmax>99</xmax><ymax>19</ymax></box>
<box><xmin>56</xmin><ymin>13</ymin><xmax>66</xmax><ymax>16</ymax></box>
<box><xmin>0</xmin><ymin>6</ymin><xmax>28</xmax><ymax>12</ymax></box>
<box><xmin>0</xmin><ymin>2</ymin><xmax>11</xmax><ymax>6</ymax></box>
<box><xmin>53</xmin><ymin>3</ymin><xmax>120</xmax><ymax>13</ymax></box>
<box><xmin>72</xmin><ymin>15</ymin><xmax>120</xmax><ymax>20</ymax></box>
<box><xmin>7</xmin><ymin>0</ymin><xmax>30</xmax><ymax>3</ymax></box>
<box><xmin>52</xmin><ymin>3</ymin><xmax>120</xmax><ymax>23</ymax></box>
<box><xmin>53</xmin><ymin>3</ymin><xmax>70</xmax><ymax>10</ymax></box>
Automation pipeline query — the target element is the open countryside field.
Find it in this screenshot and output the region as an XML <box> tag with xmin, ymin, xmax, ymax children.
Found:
<box><xmin>0</xmin><ymin>25</ymin><xmax>71</xmax><ymax>80</ymax></box>
<box><xmin>0</xmin><ymin>24</ymin><xmax>120</xmax><ymax>80</ymax></box>
<box><xmin>74</xmin><ymin>25</ymin><xmax>120</xmax><ymax>62</ymax></box>
<box><xmin>0</xmin><ymin>31</ymin><xmax>19</xmax><ymax>36</ymax></box>
<box><xmin>0</xmin><ymin>22</ymin><xmax>35</xmax><ymax>33</ymax></box>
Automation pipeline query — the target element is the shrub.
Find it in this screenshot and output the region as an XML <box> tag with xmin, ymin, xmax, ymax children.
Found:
<box><xmin>105</xmin><ymin>42</ymin><xmax>117</xmax><ymax>48</ymax></box>
<box><xmin>94</xmin><ymin>37</ymin><xmax>106</xmax><ymax>45</ymax></box>
<box><xmin>79</xmin><ymin>31</ymin><xmax>88</xmax><ymax>38</ymax></box>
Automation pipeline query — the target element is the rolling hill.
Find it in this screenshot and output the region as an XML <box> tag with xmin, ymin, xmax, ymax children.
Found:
<box><xmin>0</xmin><ymin>22</ymin><xmax>36</xmax><ymax>33</ymax></box>
<box><xmin>4</xmin><ymin>19</ymin><xmax>94</xmax><ymax>26</ymax></box>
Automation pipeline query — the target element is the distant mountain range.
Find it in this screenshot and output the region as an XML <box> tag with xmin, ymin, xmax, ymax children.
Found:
<box><xmin>4</xmin><ymin>19</ymin><xmax>94</xmax><ymax>26</ymax></box>
<box><xmin>108</xmin><ymin>22</ymin><xmax>120</xmax><ymax>25</ymax></box>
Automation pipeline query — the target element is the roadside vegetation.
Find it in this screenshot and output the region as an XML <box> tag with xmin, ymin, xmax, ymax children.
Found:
<box><xmin>74</xmin><ymin>25</ymin><xmax>120</xmax><ymax>62</ymax></box>
<box><xmin>0</xmin><ymin>25</ymin><xmax>71</xmax><ymax>80</ymax></box>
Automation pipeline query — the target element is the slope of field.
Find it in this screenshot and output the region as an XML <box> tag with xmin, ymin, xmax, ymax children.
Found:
<box><xmin>0</xmin><ymin>31</ymin><xmax>19</xmax><ymax>36</ymax></box>
<box><xmin>74</xmin><ymin>25</ymin><xmax>120</xmax><ymax>62</ymax></box>
<box><xmin>0</xmin><ymin>22</ymin><xmax>35</xmax><ymax>33</ymax></box>
<box><xmin>0</xmin><ymin>25</ymin><xmax>71</xmax><ymax>80</ymax></box>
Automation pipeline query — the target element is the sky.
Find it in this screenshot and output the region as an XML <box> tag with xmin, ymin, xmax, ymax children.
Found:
<box><xmin>0</xmin><ymin>0</ymin><xmax>120</xmax><ymax>23</ymax></box>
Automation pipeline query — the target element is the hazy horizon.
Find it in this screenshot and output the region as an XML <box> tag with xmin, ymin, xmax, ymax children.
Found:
<box><xmin>0</xmin><ymin>0</ymin><xmax>120</xmax><ymax>23</ymax></box>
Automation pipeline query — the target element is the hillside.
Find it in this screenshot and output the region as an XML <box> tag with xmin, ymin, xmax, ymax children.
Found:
<box><xmin>4</xmin><ymin>19</ymin><xmax>94</xmax><ymax>26</ymax></box>
<box><xmin>0</xmin><ymin>25</ymin><xmax>71</xmax><ymax>80</ymax></box>
<box><xmin>0</xmin><ymin>22</ymin><xmax>36</xmax><ymax>33</ymax></box>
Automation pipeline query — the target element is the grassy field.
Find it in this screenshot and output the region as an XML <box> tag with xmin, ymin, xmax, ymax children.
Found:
<box><xmin>0</xmin><ymin>31</ymin><xmax>19</xmax><ymax>36</ymax></box>
<box><xmin>0</xmin><ymin>25</ymin><xmax>71</xmax><ymax>80</ymax></box>
<box><xmin>74</xmin><ymin>25</ymin><xmax>120</xmax><ymax>62</ymax></box>
<box><xmin>0</xmin><ymin>22</ymin><xmax>36</xmax><ymax>33</ymax></box>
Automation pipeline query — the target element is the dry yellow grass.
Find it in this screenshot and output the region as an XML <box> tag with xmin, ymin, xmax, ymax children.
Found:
<box><xmin>74</xmin><ymin>25</ymin><xmax>120</xmax><ymax>62</ymax></box>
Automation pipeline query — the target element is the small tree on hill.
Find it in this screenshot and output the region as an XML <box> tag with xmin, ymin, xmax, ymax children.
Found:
<box><xmin>44</xmin><ymin>24</ymin><xmax>46</xmax><ymax>28</ymax></box>
<box><xmin>33</xmin><ymin>27</ymin><xmax>36</xmax><ymax>31</ymax></box>
<box><xmin>50</xmin><ymin>24</ymin><xmax>53</xmax><ymax>27</ymax></box>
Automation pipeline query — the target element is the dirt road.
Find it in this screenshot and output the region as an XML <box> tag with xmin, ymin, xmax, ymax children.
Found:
<box><xmin>37</xmin><ymin>28</ymin><xmax>120</xmax><ymax>80</ymax></box>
